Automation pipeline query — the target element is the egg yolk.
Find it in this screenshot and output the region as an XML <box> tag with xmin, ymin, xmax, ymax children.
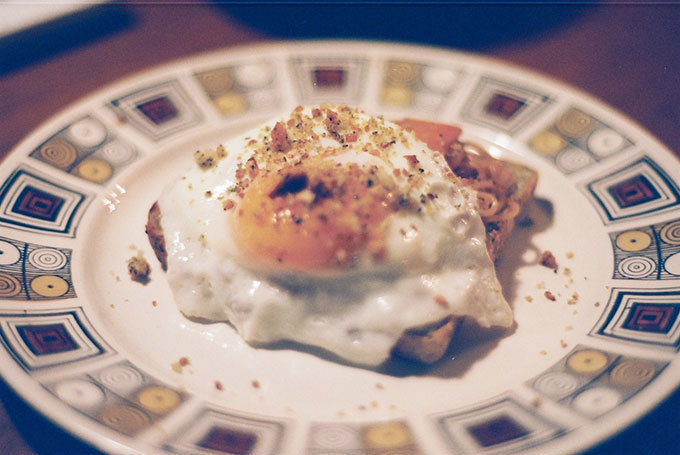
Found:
<box><xmin>234</xmin><ymin>162</ymin><xmax>399</xmax><ymax>271</ymax></box>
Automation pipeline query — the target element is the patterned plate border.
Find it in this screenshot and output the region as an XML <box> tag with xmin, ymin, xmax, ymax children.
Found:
<box><xmin>0</xmin><ymin>41</ymin><xmax>678</xmax><ymax>455</ymax></box>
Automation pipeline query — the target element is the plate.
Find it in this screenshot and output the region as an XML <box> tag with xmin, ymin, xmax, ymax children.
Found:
<box><xmin>1</xmin><ymin>41</ymin><xmax>679</xmax><ymax>455</ymax></box>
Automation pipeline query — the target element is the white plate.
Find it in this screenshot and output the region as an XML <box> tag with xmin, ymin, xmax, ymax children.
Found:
<box><xmin>1</xmin><ymin>41</ymin><xmax>679</xmax><ymax>455</ymax></box>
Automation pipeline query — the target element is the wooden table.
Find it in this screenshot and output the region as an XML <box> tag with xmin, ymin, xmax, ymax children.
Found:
<box><xmin>1</xmin><ymin>3</ymin><xmax>678</xmax><ymax>454</ymax></box>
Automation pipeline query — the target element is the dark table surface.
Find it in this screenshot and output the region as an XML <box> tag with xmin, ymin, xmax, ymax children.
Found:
<box><xmin>0</xmin><ymin>2</ymin><xmax>679</xmax><ymax>454</ymax></box>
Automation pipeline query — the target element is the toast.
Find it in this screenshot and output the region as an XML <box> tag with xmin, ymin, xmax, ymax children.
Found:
<box><xmin>390</xmin><ymin>156</ymin><xmax>537</xmax><ymax>363</ymax></box>
<box><xmin>146</xmin><ymin>120</ymin><xmax>537</xmax><ymax>365</ymax></box>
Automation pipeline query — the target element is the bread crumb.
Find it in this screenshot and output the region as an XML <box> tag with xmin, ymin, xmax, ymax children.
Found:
<box><xmin>152</xmin><ymin>300</ymin><xmax>158</xmax><ymax>307</ymax></box>
<box><xmin>544</xmin><ymin>290</ymin><xmax>556</xmax><ymax>301</ymax></box>
<box><xmin>171</xmin><ymin>357</ymin><xmax>190</xmax><ymax>374</ymax></box>
<box><xmin>565</xmin><ymin>325</ymin><xmax>573</xmax><ymax>331</ymax></box>
<box><xmin>222</xmin><ymin>199</ymin><xmax>235</xmax><ymax>211</ymax></box>
<box><xmin>194</xmin><ymin>145</ymin><xmax>227</xmax><ymax>170</ymax></box>
<box><xmin>214</xmin><ymin>380</ymin><xmax>224</xmax><ymax>391</ymax></box>
<box><xmin>560</xmin><ymin>339</ymin><xmax>568</xmax><ymax>348</ymax></box>
<box><xmin>567</xmin><ymin>292</ymin><xmax>579</xmax><ymax>305</ymax></box>
<box><xmin>251</xmin><ymin>379</ymin><xmax>260</xmax><ymax>389</ymax></box>
<box><xmin>525</xmin><ymin>295</ymin><xmax>533</xmax><ymax>302</ymax></box>
<box><xmin>539</xmin><ymin>250</ymin><xmax>558</xmax><ymax>271</ymax></box>
<box><xmin>539</xmin><ymin>349</ymin><xmax>547</xmax><ymax>355</ymax></box>
<box><xmin>375</xmin><ymin>382</ymin><xmax>384</xmax><ymax>390</ymax></box>
<box><xmin>566</xmin><ymin>251</ymin><xmax>574</xmax><ymax>259</ymax></box>
<box><xmin>127</xmin><ymin>252</ymin><xmax>151</xmax><ymax>284</ymax></box>
<box><xmin>434</xmin><ymin>295</ymin><xmax>449</xmax><ymax>308</ymax></box>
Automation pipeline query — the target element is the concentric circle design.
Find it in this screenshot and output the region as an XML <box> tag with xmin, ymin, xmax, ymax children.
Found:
<box><xmin>556</xmin><ymin>109</ymin><xmax>593</xmax><ymax>138</ymax></box>
<box><xmin>616</xmin><ymin>231</ymin><xmax>652</xmax><ymax>252</ymax></box>
<box><xmin>573</xmin><ymin>387</ymin><xmax>622</xmax><ymax>417</ymax></box>
<box><xmin>0</xmin><ymin>273</ymin><xmax>22</xmax><ymax>297</ymax></box>
<box><xmin>660</xmin><ymin>221</ymin><xmax>680</xmax><ymax>245</ymax></box>
<box><xmin>421</xmin><ymin>66</ymin><xmax>456</xmax><ymax>92</ymax></box>
<box><xmin>27</xmin><ymin>248</ymin><xmax>67</xmax><ymax>271</ymax></box>
<box><xmin>54</xmin><ymin>379</ymin><xmax>106</xmax><ymax>410</ymax></box>
<box><xmin>588</xmin><ymin>128</ymin><xmax>626</xmax><ymax>157</ymax></box>
<box><xmin>196</xmin><ymin>69</ymin><xmax>233</xmax><ymax>95</ymax></box>
<box><xmin>29</xmin><ymin>275</ymin><xmax>69</xmax><ymax>297</ymax></box>
<box><xmin>234</xmin><ymin>62</ymin><xmax>273</xmax><ymax>89</ymax></box>
<box><xmin>77</xmin><ymin>158</ymin><xmax>113</xmax><ymax>183</ymax></box>
<box><xmin>610</xmin><ymin>359</ymin><xmax>656</xmax><ymax>388</ymax></box>
<box><xmin>136</xmin><ymin>386</ymin><xmax>180</xmax><ymax>415</ymax></box>
<box><xmin>38</xmin><ymin>139</ymin><xmax>78</xmax><ymax>169</ymax></box>
<box><xmin>385</xmin><ymin>61</ymin><xmax>420</xmax><ymax>86</ymax></box>
<box><xmin>99</xmin><ymin>140</ymin><xmax>136</xmax><ymax>166</ymax></box>
<box><xmin>98</xmin><ymin>364</ymin><xmax>145</xmax><ymax>395</ymax></box>
<box><xmin>311</xmin><ymin>425</ymin><xmax>359</xmax><ymax>449</ymax></box>
<box><xmin>533</xmin><ymin>372</ymin><xmax>580</xmax><ymax>397</ymax></box>
<box><xmin>98</xmin><ymin>404</ymin><xmax>151</xmax><ymax>436</ymax></box>
<box><xmin>556</xmin><ymin>148</ymin><xmax>594</xmax><ymax>172</ymax></box>
<box><xmin>566</xmin><ymin>349</ymin><xmax>609</xmax><ymax>375</ymax></box>
<box><xmin>617</xmin><ymin>256</ymin><xmax>656</xmax><ymax>279</ymax></box>
<box><xmin>362</xmin><ymin>422</ymin><xmax>411</xmax><ymax>449</ymax></box>
<box><xmin>67</xmin><ymin>118</ymin><xmax>107</xmax><ymax>148</ymax></box>
<box><xmin>0</xmin><ymin>240</ymin><xmax>21</xmax><ymax>265</ymax></box>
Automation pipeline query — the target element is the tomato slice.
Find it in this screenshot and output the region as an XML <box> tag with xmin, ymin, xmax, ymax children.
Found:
<box><xmin>396</xmin><ymin>118</ymin><xmax>462</xmax><ymax>154</ymax></box>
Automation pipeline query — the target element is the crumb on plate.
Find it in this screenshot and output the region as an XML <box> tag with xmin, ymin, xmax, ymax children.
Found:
<box><xmin>539</xmin><ymin>250</ymin><xmax>558</xmax><ymax>271</ymax></box>
<box><xmin>127</xmin><ymin>252</ymin><xmax>151</xmax><ymax>284</ymax></box>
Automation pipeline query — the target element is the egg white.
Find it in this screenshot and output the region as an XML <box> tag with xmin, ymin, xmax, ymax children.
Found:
<box><xmin>156</xmin><ymin>106</ymin><xmax>512</xmax><ymax>366</ymax></box>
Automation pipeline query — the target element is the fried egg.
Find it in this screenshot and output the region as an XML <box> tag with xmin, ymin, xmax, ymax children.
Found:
<box><xmin>156</xmin><ymin>105</ymin><xmax>512</xmax><ymax>366</ymax></box>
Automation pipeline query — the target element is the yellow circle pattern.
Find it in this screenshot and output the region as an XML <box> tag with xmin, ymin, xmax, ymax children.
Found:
<box><xmin>137</xmin><ymin>386</ymin><xmax>181</xmax><ymax>415</ymax></box>
<box><xmin>381</xmin><ymin>86</ymin><xmax>413</xmax><ymax>107</ymax></box>
<box><xmin>616</xmin><ymin>230</ymin><xmax>652</xmax><ymax>252</ymax></box>
<box><xmin>566</xmin><ymin>349</ymin><xmax>609</xmax><ymax>375</ymax></box>
<box><xmin>215</xmin><ymin>93</ymin><xmax>247</xmax><ymax>115</ymax></box>
<box><xmin>77</xmin><ymin>158</ymin><xmax>113</xmax><ymax>183</ymax></box>
<box><xmin>30</xmin><ymin>275</ymin><xmax>69</xmax><ymax>297</ymax></box>
<box><xmin>530</xmin><ymin>130</ymin><xmax>566</xmax><ymax>156</ymax></box>
<box><xmin>362</xmin><ymin>421</ymin><xmax>412</xmax><ymax>449</ymax></box>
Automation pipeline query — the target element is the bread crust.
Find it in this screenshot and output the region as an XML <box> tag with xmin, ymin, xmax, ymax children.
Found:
<box><xmin>145</xmin><ymin>202</ymin><xmax>167</xmax><ymax>271</ymax></box>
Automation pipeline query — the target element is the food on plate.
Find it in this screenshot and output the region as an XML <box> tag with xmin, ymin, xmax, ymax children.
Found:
<box><xmin>127</xmin><ymin>252</ymin><xmax>151</xmax><ymax>284</ymax></box>
<box><xmin>146</xmin><ymin>104</ymin><xmax>537</xmax><ymax>366</ymax></box>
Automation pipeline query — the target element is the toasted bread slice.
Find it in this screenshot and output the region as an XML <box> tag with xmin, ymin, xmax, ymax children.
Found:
<box><xmin>146</xmin><ymin>120</ymin><xmax>537</xmax><ymax>365</ymax></box>
<box><xmin>391</xmin><ymin>158</ymin><xmax>537</xmax><ymax>363</ymax></box>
